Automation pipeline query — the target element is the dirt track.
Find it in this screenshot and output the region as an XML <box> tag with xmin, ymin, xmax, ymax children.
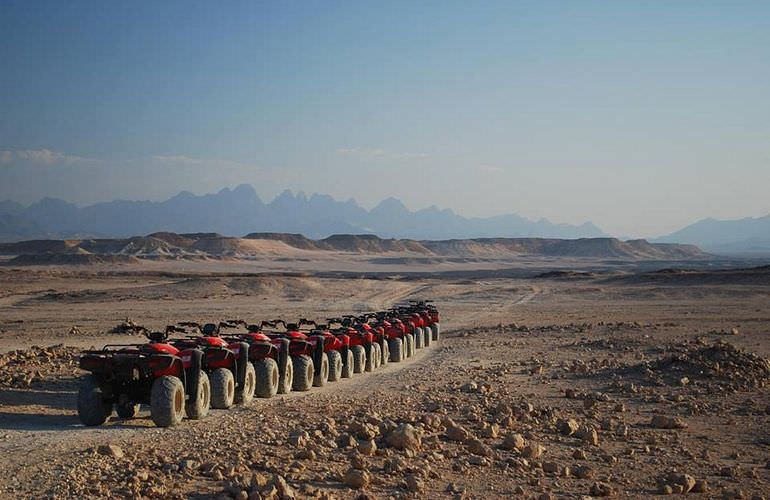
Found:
<box><xmin>0</xmin><ymin>265</ymin><xmax>769</xmax><ymax>498</ymax></box>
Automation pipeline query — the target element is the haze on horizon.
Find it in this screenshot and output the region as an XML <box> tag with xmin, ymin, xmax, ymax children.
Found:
<box><xmin>1</xmin><ymin>1</ymin><xmax>768</xmax><ymax>239</ymax></box>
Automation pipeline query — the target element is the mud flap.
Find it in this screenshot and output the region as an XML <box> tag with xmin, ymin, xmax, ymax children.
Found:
<box><xmin>185</xmin><ymin>349</ymin><xmax>203</xmax><ymax>404</ymax></box>
<box><xmin>236</xmin><ymin>342</ymin><xmax>249</xmax><ymax>389</ymax></box>
<box><xmin>312</xmin><ymin>336</ymin><xmax>325</xmax><ymax>376</ymax></box>
<box><xmin>278</xmin><ymin>339</ymin><xmax>290</xmax><ymax>378</ymax></box>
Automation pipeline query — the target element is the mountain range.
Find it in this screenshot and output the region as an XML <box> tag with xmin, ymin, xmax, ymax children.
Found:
<box><xmin>655</xmin><ymin>215</ymin><xmax>770</xmax><ymax>255</ymax></box>
<box><xmin>0</xmin><ymin>184</ymin><xmax>606</xmax><ymax>241</ymax></box>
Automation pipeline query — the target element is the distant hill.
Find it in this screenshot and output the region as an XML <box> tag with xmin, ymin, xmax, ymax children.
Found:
<box><xmin>0</xmin><ymin>184</ymin><xmax>606</xmax><ymax>242</ymax></box>
<box><xmin>655</xmin><ymin>215</ymin><xmax>770</xmax><ymax>255</ymax></box>
<box><xmin>0</xmin><ymin>232</ymin><xmax>709</xmax><ymax>265</ymax></box>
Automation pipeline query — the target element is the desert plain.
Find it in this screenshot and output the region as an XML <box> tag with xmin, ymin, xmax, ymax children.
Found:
<box><xmin>0</xmin><ymin>237</ymin><xmax>768</xmax><ymax>499</ymax></box>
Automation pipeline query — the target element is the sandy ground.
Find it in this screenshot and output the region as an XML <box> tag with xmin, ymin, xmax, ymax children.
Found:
<box><xmin>0</xmin><ymin>261</ymin><xmax>768</xmax><ymax>499</ymax></box>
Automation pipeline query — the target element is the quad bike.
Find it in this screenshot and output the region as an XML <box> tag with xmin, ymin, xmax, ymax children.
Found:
<box><xmin>328</xmin><ymin>316</ymin><xmax>384</xmax><ymax>374</ymax></box>
<box><xmin>259</xmin><ymin>320</ymin><xmax>330</xmax><ymax>391</ymax></box>
<box><xmin>408</xmin><ymin>300</ymin><xmax>441</xmax><ymax>342</ymax></box>
<box><xmin>78</xmin><ymin>326</ymin><xmax>210</xmax><ymax>427</ymax></box>
<box><xmin>295</xmin><ymin>319</ymin><xmax>352</xmax><ymax>385</ymax></box>
<box><xmin>219</xmin><ymin>320</ymin><xmax>293</xmax><ymax>397</ymax></box>
<box><xmin>171</xmin><ymin>322</ymin><xmax>255</xmax><ymax>409</ymax></box>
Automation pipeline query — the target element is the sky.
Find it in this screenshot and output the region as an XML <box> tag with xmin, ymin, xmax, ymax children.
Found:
<box><xmin>1</xmin><ymin>0</ymin><xmax>769</xmax><ymax>238</ymax></box>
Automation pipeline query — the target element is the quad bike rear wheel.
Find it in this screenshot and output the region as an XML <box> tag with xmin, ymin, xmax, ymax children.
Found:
<box><xmin>313</xmin><ymin>351</ymin><xmax>330</xmax><ymax>387</ymax></box>
<box><xmin>292</xmin><ymin>355</ymin><xmax>314</xmax><ymax>391</ymax></box>
<box><xmin>236</xmin><ymin>361</ymin><xmax>257</xmax><ymax>404</ymax></box>
<box><xmin>342</xmin><ymin>349</ymin><xmax>354</xmax><ymax>378</ymax></box>
<box><xmin>351</xmin><ymin>345</ymin><xmax>366</xmax><ymax>374</ymax></box>
<box><xmin>414</xmin><ymin>327</ymin><xmax>424</xmax><ymax>349</ymax></box>
<box><xmin>186</xmin><ymin>370</ymin><xmax>210</xmax><ymax>420</ymax></box>
<box><xmin>327</xmin><ymin>351</ymin><xmax>343</xmax><ymax>382</ymax></box>
<box><xmin>77</xmin><ymin>375</ymin><xmax>112</xmax><ymax>426</ymax></box>
<box><xmin>381</xmin><ymin>340</ymin><xmax>389</xmax><ymax>366</ymax></box>
<box><xmin>431</xmin><ymin>323</ymin><xmax>440</xmax><ymax>342</ymax></box>
<box><xmin>210</xmin><ymin>368</ymin><xmax>235</xmax><ymax>409</ymax></box>
<box><xmin>277</xmin><ymin>356</ymin><xmax>293</xmax><ymax>394</ymax></box>
<box><xmin>389</xmin><ymin>338</ymin><xmax>403</xmax><ymax>363</ymax></box>
<box><xmin>255</xmin><ymin>358</ymin><xmax>279</xmax><ymax>398</ymax></box>
<box><xmin>405</xmin><ymin>334</ymin><xmax>415</xmax><ymax>357</ymax></box>
<box><xmin>424</xmin><ymin>326</ymin><xmax>432</xmax><ymax>347</ymax></box>
<box><xmin>364</xmin><ymin>344</ymin><xmax>375</xmax><ymax>372</ymax></box>
<box><xmin>150</xmin><ymin>375</ymin><xmax>185</xmax><ymax>427</ymax></box>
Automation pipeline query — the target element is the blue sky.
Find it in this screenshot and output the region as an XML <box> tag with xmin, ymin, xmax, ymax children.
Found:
<box><xmin>1</xmin><ymin>0</ymin><xmax>768</xmax><ymax>237</ymax></box>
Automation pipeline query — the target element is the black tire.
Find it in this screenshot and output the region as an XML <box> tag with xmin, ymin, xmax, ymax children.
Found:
<box><xmin>327</xmin><ymin>351</ymin><xmax>343</xmax><ymax>382</ymax></box>
<box><xmin>414</xmin><ymin>327</ymin><xmax>424</xmax><ymax>349</ymax></box>
<box><xmin>381</xmin><ymin>339</ymin><xmax>389</xmax><ymax>366</ymax></box>
<box><xmin>313</xmin><ymin>351</ymin><xmax>329</xmax><ymax>387</ymax></box>
<box><xmin>372</xmin><ymin>343</ymin><xmax>381</xmax><ymax>369</ymax></box>
<box><xmin>389</xmin><ymin>338</ymin><xmax>403</xmax><ymax>363</ymax></box>
<box><xmin>352</xmin><ymin>345</ymin><xmax>366</xmax><ymax>374</ymax></box>
<box><xmin>210</xmin><ymin>368</ymin><xmax>235</xmax><ymax>409</ymax></box>
<box><xmin>115</xmin><ymin>402</ymin><xmax>140</xmax><ymax>419</ymax></box>
<box><xmin>186</xmin><ymin>370</ymin><xmax>210</xmax><ymax>420</ymax></box>
<box><xmin>292</xmin><ymin>355</ymin><xmax>313</xmax><ymax>391</ymax></box>
<box><xmin>342</xmin><ymin>349</ymin><xmax>354</xmax><ymax>378</ymax></box>
<box><xmin>364</xmin><ymin>343</ymin><xmax>375</xmax><ymax>372</ymax></box>
<box><xmin>150</xmin><ymin>375</ymin><xmax>185</xmax><ymax>427</ymax></box>
<box><xmin>77</xmin><ymin>375</ymin><xmax>112</xmax><ymax>426</ymax></box>
<box><xmin>255</xmin><ymin>358</ymin><xmax>279</xmax><ymax>398</ymax></box>
<box><xmin>278</xmin><ymin>356</ymin><xmax>293</xmax><ymax>394</ymax></box>
<box><xmin>424</xmin><ymin>326</ymin><xmax>432</xmax><ymax>347</ymax></box>
<box><xmin>405</xmin><ymin>334</ymin><xmax>414</xmax><ymax>358</ymax></box>
<box><xmin>236</xmin><ymin>361</ymin><xmax>256</xmax><ymax>404</ymax></box>
<box><xmin>431</xmin><ymin>323</ymin><xmax>440</xmax><ymax>342</ymax></box>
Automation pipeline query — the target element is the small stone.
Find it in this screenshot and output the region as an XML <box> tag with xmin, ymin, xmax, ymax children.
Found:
<box><xmin>667</xmin><ymin>472</ymin><xmax>696</xmax><ymax>493</ymax></box>
<box><xmin>589</xmin><ymin>482</ymin><xmax>618</xmax><ymax>497</ymax></box>
<box><xmin>343</xmin><ymin>469</ymin><xmax>370</xmax><ymax>489</ymax></box>
<box><xmin>97</xmin><ymin>444</ymin><xmax>124</xmax><ymax>459</ymax></box>
<box><xmin>358</xmin><ymin>439</ymin><xmax>377</xmax><ymax>456</ymax></box>
<box><xmin>500</xmin><ymin>433</ymin><xmax>526</xmax><ymax>451</ymax></box>
<box><xmin>522</xmin><ymin>443</ymin><xmax>545</xmax><ymax>459</ymax></box>
<box><xmin>557</xmin><ymin>418</ymin><xmax>579</xmax><ymax>436</ymax></box>
<box><xmin>692</xmin><ymin>480</ymin><xmax>709</xmax><ymax>493</ymax></box>
<box><xmin>405</xmin><ymin>474</ymin><xmax>423</xmax><ymax>492</ymax></box>
<box><xmin>574</xmin><ymin>466</ymin><xmax>595</xmax><ymax>480</ymax></box>
<box><xmin>386</xmin><ymin>423</ymin><xmax>421</xmax><ymax>451</ymax></box>
<box><xmin>650</xmin><ymin>415</ymin><xmax>687</xmax><ymax>429</ymax></box>
<box><xmin>467</xmin><ymin>439</ymin><xmax>492</xmax><ymax>457</ymax></box>
<box><xmin>542</xmin><ymin>462</ymin><xmax>560</xmax><ymax>474</ymax></box>
<box><xmin>446</xmin><ymin>424</ymin><xmax>473</xmax><ymax>443</ymax></box>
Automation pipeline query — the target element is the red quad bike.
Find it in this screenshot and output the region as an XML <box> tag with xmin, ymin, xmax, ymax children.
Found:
<box><xmin>296</xmin><ymin>319</ymin><xmax>351</xmax><ymax>385</ymax></box>
<box><xmin>219</xmin><ymin>320</ymin><xmax>293</xmax><ymax>397</ymax></box>
<box><xmin>328</xmin><ymin>316</ymin><xmax>382</xmax><ymax>375</ymax></box>
<box><xmin>172</xmin><ymin>322</ymin><xmax>255</xmax><ymax>409</ymax></box>
<box><xmin>408</xmin><ymin>300</ymin><xmax>441</xmax><ymax>342</ymax></box>
<box><xmin>356</xmin><ymin>313</ymin><xmax>392</xmax><ymax>369</ymax></box>
<box><xmin>78</xmin><ymin>326</ymin><xmax>209</xmax><ymax>427</ymax></box>
<box><xmin>386</xmin><ymin>307</ymin><xmax>423</xmax><ymax>356</ymax></box>
<box><xmin>365</xmin><ymin>312</ymin><xmax>409</xmax><ymax>363</ymax></box>
<box><xmin>260</xmin><ymin>320</ymin><xmax>330</xmax><ymax>391</ymax></box>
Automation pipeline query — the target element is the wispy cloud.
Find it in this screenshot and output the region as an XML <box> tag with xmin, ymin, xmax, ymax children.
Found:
<box><xmin>336</xmin><ymin>148</ymin><xmax>428</xmax><ymax>160</ymax></box>
<box><xmin>0</xmin><ymin>149</ymin><xmax>99</xmax><ymax>166</ymax></box>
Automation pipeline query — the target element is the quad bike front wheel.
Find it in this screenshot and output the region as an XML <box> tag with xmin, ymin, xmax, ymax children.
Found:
<box><xmin>389</xmin><ymin>338</ymin><xmax>403</xmax><ymax>363</ymax></box>
<box><xmin>186</xmin><ymin>370</ymin><xmax>210</xmax><ymax>420</ymax></box>
<box><xmin>255</xmin><ymin>358</ymin><xmax>279</xmax><ymax>398</ymax></box>
<box><xmin>292</xmin><ymin>355</ymin><xmax>314</xmax><ymax>391</ymax></box>
<box><xmin>372</xmin><ymin>343</ymin><xmax>381</xmax><ymax>369</ymax></box>
<box><xmin>327</xmin><ymin>351</ymin><xmax>343</xmax><ymax>382</ymax></box>
<box><xmin>424</xmin><ymin>326</ymin><xmax>432</xmax><ymax>347</ymax></box>
<box><xmin>342</xmin><ymin>349</ymin><xmax>354</xmax><ymax>378</ymax></box>
<box><xmin>405</xmin><ymin>334</ymin><xmax>415</xmax><ymax>357</ymax></box>
<box><xmin>313</xmin><ymin>351</ymin><xmax>330</xmax><ymax>387</ymax></box>
<box><xmin>210</xmin><ymin>368</ymin><xmax>235</xmax><ymax>409</ymax></box>
<box><xmin>381</xmin><ymin>340</ymin><xmax>389</xmax><ymax>366</ymax></box>
<box><xmin>431</xmin><ymin>323</ymin><xmax>440</xmax><ymax>342</ymax></box>
<box><xmin>150</xmin><ymin>375</ymin><xmax>185</xmax><ymax>427</ymax></box>
<box><xmin>414</xmin><ymin>327</ymin><xmax>424</xmax><ymax>349</ymax></box>
<box><xmin>77</xmin><ymin>375</ymin><xmax>113</xmax><ymax>426</ymax></box>
<box><xmin>351</xmin><ymin>345</ymin><xmax>366</xmax><ymax>374</ymax></box>
<box><xmin>236</xmin><ymin>361</ymin><xmax>257</xmax><ymax>404</ymax></box>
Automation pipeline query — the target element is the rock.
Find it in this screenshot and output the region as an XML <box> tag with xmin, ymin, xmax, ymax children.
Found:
<box><xmin>522</xmin><ymin>443</ymin><xmax>545</xmax><ymax>459</ymax></box>
<box><xmin>542</xmin><ymin>462</ymin><xmax>560</xmax><ymax>474</ymax></box>
<box><xmin>385</xmin><ymin>423</ymin><xmax>421</xmax><ymax>451</ymax></box>
<box><xmin>557</xmin><ymin>418</ymin><xmax>579</xmax><ymax>436</ymax></box>
<box><xmin>574</xmin><ymin>466</ymin><xmax>595</xmax><ymax>480</ymax></box>
<box><xmin>288</xmin><ymin>431</ymin><xmax>309</xmax><ymax>448</ymax></box>
<box><xmin>271</xmin><ymin>475</ymin><xmax>294</xmax><ymax>499</ymax></box>
<box><xmin>650</xmin><ymin>415</ymin><xmax>688</xmax><ymax>429</ymax></box>
<box><xmin>667</xmin><ymin>472</ymin><xmax>696</xmax><ymax>493</ymax></box>
<box><xmin>343</xmin><ymin>469</ymin><xmax>370</xmax><ymax>489</ymax></box>
<box><xmin>349</xmin><ymin>422</ymin><xmax>378</xmax><ymax>440</ymax></box>
<box><xmin>500</xmin><ymin>433</ymin><xmax>526</xmax><ymax>451</ymax></box>
<box><xmin>97</xmin><ymin>444</ymin><xmax>124</xmax><ymax>459</ymax></box>
<box><xmin>446</xmin><ymin>424</ymin><xmax>473</xmax><ymax>443</ymax></box>
<box><xmin>466</xmin><ymin>439</ymin><xmax>492</xmax><ymax>457</ymax></box>
<box><xmin>577</xmin><ymin>426</ymin><xmax>599</xmax><ymax>446</ymax></box>
<box><xmin>357</xmin><ymin>439</ymin><xmax>377</xmax><ymax>456</ymax></box>
<box><xmin>692</xmin><ymin>480</ymin><xmax>709</xmax><ymax>493</ymax></box>
<box><xmin>468</xmin><ymin>455</ymin><xmax>488</xmax><ymax>466</ymax></box>
<box><xmin>405</xmin><ymin>474</ymin><xmax>423</xmax><ymax>492</ymax></box>
<box><xmin>481</xmin><ymin>423</ymin><xmax>500</xmax><ymax>438</ymax></box>
<box><xmin>589</xmin><ymin>482</ymin><xmax>618</xmax><ymax>497</ymax></box>
<box><xmin>573</xmin><ymin>449</ymin><xmax>587</xmax><ymax>460</ymax></box>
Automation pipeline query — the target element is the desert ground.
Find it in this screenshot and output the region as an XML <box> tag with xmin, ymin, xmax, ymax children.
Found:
<box><xmin>0</xmin><ymin>258</ymin><xmax>768</xmax><ymax>499</ymax></box>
